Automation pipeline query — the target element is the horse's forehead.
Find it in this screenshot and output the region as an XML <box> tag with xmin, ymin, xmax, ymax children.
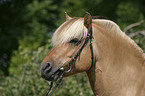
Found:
<box><xmin>52</xmin><ymin>18</ymin><xmax>88</xmax><ymax>45</ymax></box>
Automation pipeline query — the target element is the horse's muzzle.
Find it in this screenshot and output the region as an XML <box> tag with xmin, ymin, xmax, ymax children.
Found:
<box><xmin>40</xmin><ymin>62</ymin><xmax>64</xmax><ymax>81</ymax></box>
<box><xmin>40</xmin><ymin>62</ymin><xmax>53</xmax><ymax>80</ymax></box>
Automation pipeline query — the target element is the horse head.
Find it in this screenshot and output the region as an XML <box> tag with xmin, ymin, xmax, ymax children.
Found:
<box><xmin>40</xmin><ymin>12</ymin><xmax>94</xmax><ymax>81</ymax></box>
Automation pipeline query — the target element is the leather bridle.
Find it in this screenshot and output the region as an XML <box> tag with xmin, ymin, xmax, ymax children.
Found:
<box><xmin>45</xmin><ymin>25</ymin><xmax>94</xmax><ymax>96</ymax></box>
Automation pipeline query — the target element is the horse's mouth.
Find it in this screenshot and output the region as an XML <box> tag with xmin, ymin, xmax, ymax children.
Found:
<box><xmin>42</xmin><ymin>70</ymin><xmax>64</xmax><ymax>82</ymax></box>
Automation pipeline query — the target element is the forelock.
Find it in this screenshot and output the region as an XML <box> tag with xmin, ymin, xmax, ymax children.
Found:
<box><xmin>52</xmin><ymin>18</ymin><xmax>88</xmax><ymax>46</ymax></box>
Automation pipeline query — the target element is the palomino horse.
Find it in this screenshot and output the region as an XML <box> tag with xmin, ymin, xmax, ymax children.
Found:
<box><xmin>40</xmin><ymin>12</ymin><xmax>145</xmax><ymax>96</ymax></box>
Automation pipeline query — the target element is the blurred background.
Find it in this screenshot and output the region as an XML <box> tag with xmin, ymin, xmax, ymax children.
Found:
<box><xmin>0</xmin><ymin>0</ymin><xmax>144</xmax><ymax>96</ymax></box>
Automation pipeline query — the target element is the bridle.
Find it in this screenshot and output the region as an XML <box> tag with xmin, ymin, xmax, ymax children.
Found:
<box><xmin>45</xmin><ymin>24</ymin><xmax>94</xmax><ymax>96</ymax></box>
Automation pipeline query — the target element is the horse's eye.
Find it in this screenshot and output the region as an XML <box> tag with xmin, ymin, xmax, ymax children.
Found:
<box><xmin>69</xmin><ymin>38</ymin><xmax>81</xmax><ymax>45</ymax></box>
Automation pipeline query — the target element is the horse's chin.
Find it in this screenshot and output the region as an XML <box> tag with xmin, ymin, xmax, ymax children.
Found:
<box><xmin>44</xmin><ymin>70</ymin><xmax>64</xmax><ymax>82</ymax></box>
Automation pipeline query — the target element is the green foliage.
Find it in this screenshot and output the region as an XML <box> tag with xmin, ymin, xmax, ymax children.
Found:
<box><xmin>0</xmin><ymin>0</ymin><xmax>58</xmax><ymax>75</ymax></box>
<box><xmin>116</xmin><ymin>2</ymin><xmax>144</xmax><ymax>28</ymax></box>
<box><xmin>18</xmin><ymin>19</ymin><xmax>48</xmax><ymax>50</ymax></box>
<box><xmin>9</xmin><ymin>0</ymin><xmax>58</xmax><ymax>75</ymax></box>
<box><xmin>10</xmin><ymin>42</ymin><xmax>50</xmax><ymax>75</ymax></box>
<box><xmin>1</xmin><ymin>45</ymin><xmax>50</xmax><ymax>96</ymax></box>
<box><xmin>55</xmin><ymin>0</ymin><xmax>87</xmax><ymax>26</ymax></box>
<box><xmin>20</xmin><ymin>0</ymin><xmax>57</xmax><ymax>50</ymax></box>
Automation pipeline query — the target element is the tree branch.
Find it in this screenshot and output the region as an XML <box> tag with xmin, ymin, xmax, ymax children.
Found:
<box><xmin>128</xmin><ymin>30</ymin><xmax>145</xmax><ymax>37</ymax></box>
<box><xmin>124</xmin><ymin>20</ymin><xmax>144</xmax><ymax>32</ymax></box>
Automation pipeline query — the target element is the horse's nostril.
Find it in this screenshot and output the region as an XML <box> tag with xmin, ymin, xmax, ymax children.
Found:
<box><xmin>40</xmin><ymin>62</ymin><xmax>52</xmax><ymax>79</ymax></box>
<box><xmin>43</xmin><ymin>62</ymin><xmax>50</xmax><ymax>69</ymax></box>
<box><xmin>43</xmin><ymin>62</ymin><xmax>52</xmax><ymax>72</ymax></box>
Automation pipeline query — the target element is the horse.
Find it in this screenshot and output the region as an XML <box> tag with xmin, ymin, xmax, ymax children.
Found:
<box><xmin>40</xmin><ymin>12</ymin><xmax>145</xmax><ymax>96</ymax></box>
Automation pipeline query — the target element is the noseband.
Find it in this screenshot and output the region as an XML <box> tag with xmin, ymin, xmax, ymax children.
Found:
<box><xmin>45</xmin><ymin>25</ymin><xmax>94</xmax><ymax>96</ymax></box>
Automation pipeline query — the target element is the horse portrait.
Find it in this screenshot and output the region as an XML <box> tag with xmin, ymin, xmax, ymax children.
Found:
<box><xmin>40</xmin><ymin>12</ymin><xmax>145</xmax><ymax>96</ymax></box>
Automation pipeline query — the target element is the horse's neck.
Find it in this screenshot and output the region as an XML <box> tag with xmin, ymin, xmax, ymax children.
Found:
<box><xmin>87</xmin><ymin>24</ymin><xmax>145</xmax><ymax>96</ymax></box>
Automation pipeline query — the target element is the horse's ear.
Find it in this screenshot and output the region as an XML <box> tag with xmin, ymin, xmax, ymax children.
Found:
<box><xmin>84</xmin><ymin>12</ymin><xmax>92</xmax><ymax>30</ymax></box>
<box><xmin>65</xmin><ymin>12</ymin><xmax>72</xmax><ymax>20</ymax></box>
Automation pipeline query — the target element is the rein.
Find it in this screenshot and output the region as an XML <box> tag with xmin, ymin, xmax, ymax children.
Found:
<box><xmin>45</xmin><ymin>25</ymin><xmax>94</xmax><ymax>96</ymax></box>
